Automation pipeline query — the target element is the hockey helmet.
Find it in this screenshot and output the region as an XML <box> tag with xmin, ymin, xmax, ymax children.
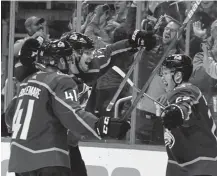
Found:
<box><xmin>37</xmin><ymin>39</ymin><xmax>72</xmax><ymax>72</ymax></box>
<box><xmin>60</xmin><ymin>32</ymin><xmax>94</xmax><ymax>51</ymax></box>
<box><xmin>161</xmin><ymin>54</ymin><xmax>193</xmax><ymax>82</ymax></box>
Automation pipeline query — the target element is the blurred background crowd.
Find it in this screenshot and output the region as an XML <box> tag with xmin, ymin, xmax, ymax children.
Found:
<box><xmin>1</xmin><ymin>1</ymin><xmax>217</xmax><ymax>145</ymax></box>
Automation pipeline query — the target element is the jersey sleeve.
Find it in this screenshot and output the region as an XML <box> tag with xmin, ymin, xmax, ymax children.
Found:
<box><xmin>51</xmin><ymin>76</ymin><xmax>101</xmax><ymax>139</ymax></box>
<box><xmin>104</xmin><ymin>39</ymin><xmax>132</xmax><ymax>58</ymax></box>
<box><xmin>88</xmin><ymin>39</ymin><xmax>133</xmax><ymax>73</ymax></box>
<box><xmin>168</xmin><ymin>85</ymin><xmax>202</xmax><ymax>121</ymax></box>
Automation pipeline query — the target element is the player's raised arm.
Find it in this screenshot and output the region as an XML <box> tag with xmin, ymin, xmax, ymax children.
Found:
<box><xmin>99</xmin><ymin>29</ymin><xmax>157</xmax><ymax>59</ymax></box>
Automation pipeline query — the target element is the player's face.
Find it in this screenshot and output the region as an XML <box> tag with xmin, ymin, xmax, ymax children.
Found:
<box><xmin>28</xmin><ymin>23</ymin><xmax>44</xmax><ymax>36</ymax></box>
<box><xmin>163</xmin><ymin>22</ymin><xmax>179</xmax><ymax>44</ymax></box>
<box><xmin>78</xmin><ymin>49</ymin><xmax>94</xmax><ymax>72</ymax></box>
<box><xmin>161</xmin><ymin>67</ymin><xmax>176</xmax><ymax>92</ymax></box>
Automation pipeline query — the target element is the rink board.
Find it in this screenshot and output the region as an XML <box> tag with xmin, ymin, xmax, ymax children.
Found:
<box><xmin>1</xmin><ymin>140</ymin><xmax>168</xmax><ymax>176</ymax></box>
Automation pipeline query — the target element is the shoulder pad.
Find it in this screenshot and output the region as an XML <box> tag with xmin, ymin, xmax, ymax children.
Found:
<box><xmin>168</xmin><ymin>83</ymin><xmax>202</xmax><ymax>104</ymax></box>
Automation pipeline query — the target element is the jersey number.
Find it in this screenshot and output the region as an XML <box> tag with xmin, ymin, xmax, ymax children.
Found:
<box><xmin>65</xmin><ymin>90</ymin><xmax>78</xmax><ymax>101</ymax></box>
<box><xmin>12</xmin><ymin>99</ymin><xmax>35</xmax><ymax>140</ymax></box>
<box><xmin>103</xmin><ymin>117</ymin><xmax>110</xmax><ymax>134</ymax></box>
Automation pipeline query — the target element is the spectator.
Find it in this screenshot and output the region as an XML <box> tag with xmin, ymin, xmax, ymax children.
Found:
<box><xmin>105</xmin><ymin>1</ymin><xmax>131</xmax><ymax>39</ymax></box>
<box><xmin>190</xmin><ymin>20</ymin><xmax>217</xmax><ymax>108</ymax></box>
<box><xmin>84</xmin><ymin>5</ymin><xmax>112</xmax><ymax>49</ymax></box>
<box><xmin>68</xmin><ymin>16</ymin><xmax>76</xmax><ymax>32</ymax></box>
<box><xmin>202</xmin><ymin>20</ymin><xmax>217</xmax><ymax>79</ymax></box>
<box><xmin>152</xmin><ymin>1</ymin><xmax>186</xmax><ymax>23</ymax></box>
<box><xmin>14</xmin><ymin>16</ymin><xmax>46</xmax><ymax>82</ymax></box>
<box><xmin>14</xmin><ymin>16</ymin><xmax>46</xmax><ymax>57</ymax></box>
<box><xmin>136</xmin><ymin>20</ymin><xmax>183</xmax><ymax>144</ymax></box>
<box><xmin>202</xmin><ymin>43</ymin><xmax>217</xmax><ymax>79</ymax></box>
<box><xmin>80</xmin><ymin>3</ymin><xmax>97</xmax><ymax>33</ymax></box>
<box><xmin>68</xmin><ymin>9</ymin><xmax>93</xmax><ymax>34</ymax></box>
<box><xmin>190</xmin><ymin>11</ymin><xmax>213</xmax><ymax>58</ymax></box>
<box><xmin>80</xmin><ymin>12</ymin><xmax>95</xmax><ymax>34</ymax></box>
<box><xmin>118</xmin><ymin>2</ymin><xmax>137</xmax><ymax>38</ymax></box>
<box><xmin>201</xmin><ymin>19</ymin><xmax>217</xmax><ymax>80</ymax></box>
<box><xmin>198</xmin><ymin>1</ymin><xmax>217</xmax><ymax>20</ymax></box>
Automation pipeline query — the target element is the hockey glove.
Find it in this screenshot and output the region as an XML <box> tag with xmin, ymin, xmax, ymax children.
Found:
<box><xmin>19</xmin><ymin>38</ymin><xmax>41</xmax><ymax>67</ymax></box>
<box><xmin>129</xmin><ymin>30</ymin><xmax>156</xmax><ymax>51</ymax></box>
<box><xmin>161</xmin><ymin>104</ymin><xmax>184</xmax><ymax>130</ymax></box>
<box><xmin>95</xmin><ymin>116</ymin><xmax>131</xmax><ymax>139</ymax></box>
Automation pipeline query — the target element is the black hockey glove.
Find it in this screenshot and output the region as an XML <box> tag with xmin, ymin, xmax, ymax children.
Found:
<box><xmin>129</xmin><ymin>29</ymin><xmax>156</xmax><ymax>51</ymax></box>
<box><xmin>161</xmin><ymin>104</ymin><xmax>184</xmax><ymax>130</ymax></box>
<box><xmin>19</xmin><ymin>38</ymin><xmax>41</xmax><ymax>67</ymax></box>
<box><xmin>95</xmin><ymin>116</ymin><xmax>131</xmax><ymax>139</ymax></box>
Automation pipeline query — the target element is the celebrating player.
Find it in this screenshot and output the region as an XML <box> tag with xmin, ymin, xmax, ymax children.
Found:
<box><xmin>5</xmin><ymin>38</ymin><xmax>130</xmax><ymax>176</ymax></box>
<box><xmin>60</xmin><ymin>30</ymin><xmax>156</xmax><ymax>115</ymax></box>
<box><xmin>156</xmin><ymin>54</ymin><xmax>217</xmax><ymax>176</ymax></box>
<box><xmin>60</xmin><ymin>30</ymin><xmax>156</xmax><ymax>84</ymax></box>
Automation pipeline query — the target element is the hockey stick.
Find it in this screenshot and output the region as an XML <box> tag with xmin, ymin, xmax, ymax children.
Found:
<box><xmin>121</xmin><ymin>0</ymin><xmax>202</xmax><ymax>120</ymax></box>
<box><xmin>106</xmin><ymin>47</ymin><xmax>145</xmax><ymax>112</ymax></box>
<box><xmin>112</xmin><ymin>66</ymin><xmax>165</xmax><ymax>109</ymax></box>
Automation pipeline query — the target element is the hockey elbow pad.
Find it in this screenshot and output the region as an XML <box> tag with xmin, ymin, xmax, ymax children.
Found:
<box><xmin>95</xmin><ymin>116</ymin><xmax>131</xmax><ymax>139</ymax></box>
<box><xmin>161</xmin><ymin>104</ymin><xmax>184</xmax><ymax>130</ymax></box>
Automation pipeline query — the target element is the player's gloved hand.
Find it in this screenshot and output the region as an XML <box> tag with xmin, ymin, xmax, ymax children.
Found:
<box><xmin>95</xmin><ymin>116</ymin><xmax>131</xmax><ymax>139</ymax></box>
<box><xmin>129</xmin><ymin>29</ymin><xmax>157</xmax><ymax>51</ymax></box>
<box><xmin>19</xmin><ymin>38</ymin><xmax>41</xmax><ymax>67</ymax></box>
<box><xmin>161</xmin><ymin>104</ymin><xmax>184</xmax><ymax>130</ymax></box>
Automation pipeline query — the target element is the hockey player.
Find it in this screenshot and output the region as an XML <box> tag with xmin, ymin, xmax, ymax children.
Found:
<box><xmin>60</xmin><ymin>30</ymin><xmax>155</xmax><ymax>175</ymax></box>
<box><xmin>156</xmin><ymin>54</ymin><xmax>217</xmax><ymax>176</ymax></box>
<box><xmin>5</xmin><ymin>38</ymin><xmax>130</xmax><ymax>176</ymax></box>
<box><xmin>60</xmin><ymin>30</ymin><xmax>156</xmax><ymax>114</ymax></box>
<box><xmin>60</xmin><ymin>30</ymin><xmax>156</xmax><ymax>84</ymax></box>
<box><xmin>8</xmin><ymin>29</ymin><xmax>153</xmax><ymax>176</ymax></box>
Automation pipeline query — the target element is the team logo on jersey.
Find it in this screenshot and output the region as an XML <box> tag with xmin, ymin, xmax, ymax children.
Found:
<box><xmin>176</xmin><ymin>96</ymin><xmax>191</xmax><ymax>103</ymax></box>
<box><xmin>172</xmin><ymin>54</ymin><xmax>182</xmax><ymax>60</ymax></box>
<box><xmin>57</xmin><ymin>41</ymin><xmax>65</xmax><ymax>47</ymax></box>
<box><xmin>31</xmin><ymin>51</ymin><xmax>38</xmax><ymax>57</ymax></box>
<box><xmin>79</xmin><ymin>38</ymin><xmax>87</xmax><ymax>44</ymax></box>
<box><xmin>164</xmin><ymin>129</ymin><xmax>175</xmax><ymax>149</ymax></box>
<box><xmin>69</xmin><ymin>34</ymin><xmax>78</xmax><ymax>40</ymax></box>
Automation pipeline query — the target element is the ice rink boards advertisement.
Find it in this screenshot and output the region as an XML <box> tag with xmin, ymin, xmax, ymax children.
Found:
<box><xmin>1</xmin><ymin>140</ymin><xmax>168</xmax><ymax>176</ymax></box>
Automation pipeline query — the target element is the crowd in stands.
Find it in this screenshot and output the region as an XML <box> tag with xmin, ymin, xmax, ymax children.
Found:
<box><xmin>2</xmin><ymin>1</ymin><xmax>217</xmax><ymax>145</ymax></box>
